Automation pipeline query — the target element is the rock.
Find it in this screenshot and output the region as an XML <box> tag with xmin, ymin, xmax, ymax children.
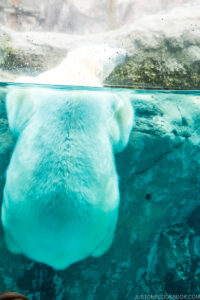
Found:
<box><xmin>0</xmin><ymin>27</ymin><xmax>67</xmax><ymax>77</ymax></box>
<box><xmin>105</xmin><ymin>3</ymin><xmax>200</xmax><ymax>89</ymax></box>
<box><xmin>0</xmin><ymin>89</ymin><xmax>200</xmax><ymax>298</ymax></box>
<box><xmin>0</xmin><ymin>0</ymin><xmax>191</xmax><ymax>34</ymax></box>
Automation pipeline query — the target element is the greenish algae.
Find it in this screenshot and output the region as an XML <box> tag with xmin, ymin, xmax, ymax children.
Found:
<box><xmin>105</xmin><ymin>56</ymin><xmax>200</xmax><ymax>89</ymax></box>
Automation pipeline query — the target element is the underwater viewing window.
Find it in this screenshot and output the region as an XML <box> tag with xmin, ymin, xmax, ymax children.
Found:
<box><xmin>0</xmin><ymin>1</ymin><xmax>200</xmax><ymax>300</ymax></box>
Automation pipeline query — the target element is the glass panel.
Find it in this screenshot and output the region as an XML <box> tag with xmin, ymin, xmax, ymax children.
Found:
<box><xmin>0</xmin><ymin>1</ymin><xmax>199</xmax><ymax>299</ymax></box>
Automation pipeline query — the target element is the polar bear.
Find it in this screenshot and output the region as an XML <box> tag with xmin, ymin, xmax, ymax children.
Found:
<box><xmin>16</xmin><ymin>44</ymin><xmax>127</xmax><ymax>87</ymax></box>
<box><xmin>2</xmin><ymin>45</ymin><xmax>134</xmax><ymax>270</ymax></box>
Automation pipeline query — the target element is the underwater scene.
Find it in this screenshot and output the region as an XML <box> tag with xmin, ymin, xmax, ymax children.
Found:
<box><xmin>0</xmin><ymin>0</ymin><xmax>200</xmax><ymax>299</ymax></box>
<box><xmin>0</xmin><ymin>84</ymin><xmax>200</xmax><ymax>299</ymax></box>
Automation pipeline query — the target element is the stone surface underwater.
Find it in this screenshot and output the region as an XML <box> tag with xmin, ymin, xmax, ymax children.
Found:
<box><xmin>0</xmin><ymin>83</ymin><xmax>200</xmax><ymax>299</ymax></box>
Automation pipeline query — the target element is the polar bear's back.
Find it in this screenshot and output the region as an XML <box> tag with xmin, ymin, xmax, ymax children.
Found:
<box><xmin>2</xmin><ymin>90</ymin><xmax>120</xmax><ymax>269</ymax></box>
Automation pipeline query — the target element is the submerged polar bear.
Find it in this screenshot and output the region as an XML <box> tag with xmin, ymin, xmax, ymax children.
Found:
<box><xmin>2</xmin><ymin>44</ymin><xmax>134</xmax><ymax>270</ymax></box>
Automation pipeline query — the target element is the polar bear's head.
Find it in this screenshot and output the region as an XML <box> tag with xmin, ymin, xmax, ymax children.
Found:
<box><xmin>64</xmin><ymin>44</ymin><xmax>127</xmax><ymax>84</ymax></box>
<box><xmin>16</xmin><ymin>44</ymin><xmax>127</xmax><ymax>87</ymax></box>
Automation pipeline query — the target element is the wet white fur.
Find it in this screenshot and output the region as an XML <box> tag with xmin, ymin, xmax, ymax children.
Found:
<box><xmin>17</xmin><ymin>44</ymin><xmax>127</xmax><ymax>87</ymax></box>
<box><xmin>2</xmin><ymin>44</ymin><xmax>134</xmax><ymax>269</ymax></box>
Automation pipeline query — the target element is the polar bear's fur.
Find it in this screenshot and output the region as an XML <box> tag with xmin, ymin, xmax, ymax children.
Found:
<box><xmin>2</xmin><ymin>45</ymin><xmax>133</xmax><ymax>269</ymax></box>
<box><xmin>17</xmin><ymin>44</ymin><xmax>127</xmax><ymax>87</ymax></box>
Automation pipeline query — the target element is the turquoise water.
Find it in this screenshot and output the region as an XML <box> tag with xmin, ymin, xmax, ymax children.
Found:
<box><xmin>2</xmin><ymin>81</ymin><xmax>200</xmax><ymax>93</ymax></box>
<box><xmin>0</xmin><ymin>83</ymin><xmax>200</xmax><ymax>299</ymax></box>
